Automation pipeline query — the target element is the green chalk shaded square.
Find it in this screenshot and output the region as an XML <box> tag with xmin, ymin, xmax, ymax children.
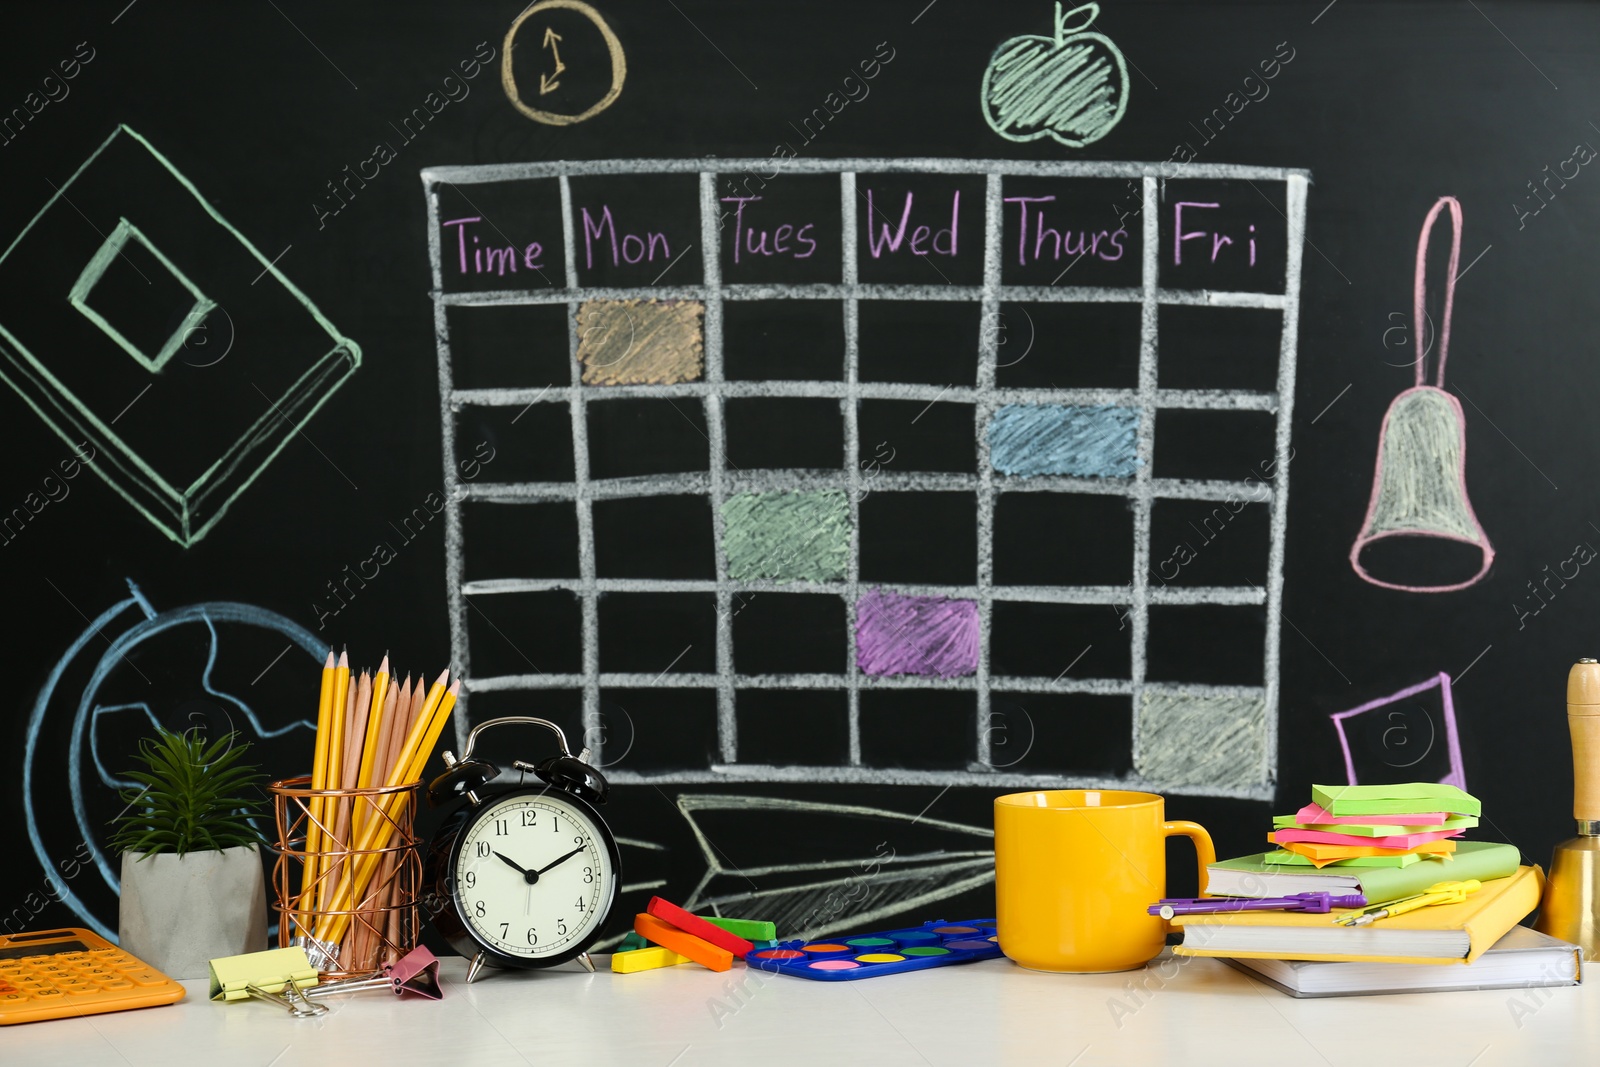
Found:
<box><xmin>722</xmin><ymin>490</ymin><xmax>850</xmax><ymax>582</ymax></box>
<box><xmin>1135</xmin><ymin>691</ymin><xmax>1267</xmax><ymax>790</ymax></box>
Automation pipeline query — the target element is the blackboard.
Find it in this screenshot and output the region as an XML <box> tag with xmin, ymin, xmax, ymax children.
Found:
<box><xmin>4</xmin><ymin>0</ymin><xmax>1599</xmax><ymax>946</ymax></box>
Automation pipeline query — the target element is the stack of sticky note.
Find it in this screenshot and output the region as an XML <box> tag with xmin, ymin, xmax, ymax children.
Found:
<box><xmin>1266</xmin><ymin>783</ymin><xmax>1481</xmax><ymax>868</ymax></box>
<box><xmin>611</xmin><ymin>897</ymin><xmax>776</xmax><ymax>974</ymax></box>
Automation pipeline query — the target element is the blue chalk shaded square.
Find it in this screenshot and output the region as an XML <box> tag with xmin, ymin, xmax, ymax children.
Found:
<box><xmin>987</xmin><ymin>404</ymin><xmax>1141</xmax><ymax>478</ymax></box>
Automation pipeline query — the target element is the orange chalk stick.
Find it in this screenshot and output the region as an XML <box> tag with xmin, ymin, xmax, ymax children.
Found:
<box><xmin>634</xmin><ymin>913</ymin><xmax>732</xmax><ymax>972</ymax></box>
<box><xmin>646</xmin><ymin>896</ymin><xmax>755</xmax><ymax>959</ymax></box>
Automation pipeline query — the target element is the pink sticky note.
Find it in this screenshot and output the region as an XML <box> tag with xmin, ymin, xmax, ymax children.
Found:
<box><xmin>1271</xmin><ymin>827</ymin><xmax>1463</xmax><ymax>849</ymax></box>
<box><xmin>1293</xmin><ymin>803</ymin><xmax>1452</xmax><ymax>826</ymax></box>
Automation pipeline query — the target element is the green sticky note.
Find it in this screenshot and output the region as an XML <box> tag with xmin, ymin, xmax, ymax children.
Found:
<box><xmin>1311</xmin><ymin>783</ymin><xmax>1480</xmax><ymax>817</ymax></box>
<box><xmin>702</xmin><ymin>915</ymin><xmax>777</xmax><ymax>941</ymax></box>
<box><xmin>1270</xmin><ymin>814</ymin><xmax>1479</xmax><ymax>836</ymax></box>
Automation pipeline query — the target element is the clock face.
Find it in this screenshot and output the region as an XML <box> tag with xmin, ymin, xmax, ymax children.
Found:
<box><xmin>452</xmin><ymin>792</ymin><xmax>616</xmax><ymax>960</ymax></box>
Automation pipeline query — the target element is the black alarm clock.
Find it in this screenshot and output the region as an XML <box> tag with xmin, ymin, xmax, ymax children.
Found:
<box><xmin>423</xmin><ymin>716</ymin><xmax>621</xmax><ymax>982</ymax></box>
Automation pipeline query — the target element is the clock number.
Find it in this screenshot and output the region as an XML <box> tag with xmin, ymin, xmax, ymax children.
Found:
<box><xmin>499</xmin><ymin>923</ymin><xmax>509</xmax><ymax>939</ymax></box>
<box><xmin>521</xmin><ymin>809</ymin><xmax>536</xmax><ymax>827</ymax></box>
<box><xmin>526</xmin><ymin>928</ymin><xmax>538</xmax><ymax>946</ymax></box>
<box><xmin>582</xmin><ymin>866</ymin><xmax>593</xmax><ymax>883</ymax></box>
<box><xmin>475</xmin><ymin>900</ymin><xmax>486</xmax><ymax>918</ymax></box>
<box><xmin>464</xmin><ymin>870</ymin><xmax>476</xmax><ymax>889</ymax></box>
<box><xmin>575</xmin><ymin>896</ymin><xmax>585</xmax><ymax>912</ymax></box>
<box><xmin>557</xmin><ymin>919</ymin><xmax>568</xmax><ymax>936</ymax></box>
<box><xmin>476</xmin><ymin>841</ymin><xmax>490</xmax><ymax>858</ymax></box>
<box><xmin>574</xmin><ymin>835</ymin><xmax>585</xmax><ymax>847</ymax></box>
<box><xmin>494</xmin><ymin>818</ymin><xmax>508</xmax><ymax>836</ymax></box>
<box><xmin>552</xmin><ymin>816</ymin><xmax>560</xmax><ymax>832</ymax></box>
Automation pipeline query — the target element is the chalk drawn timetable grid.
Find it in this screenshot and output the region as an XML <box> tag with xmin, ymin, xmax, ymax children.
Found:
<box><xmin>422</xmin><ymin>158</ymin><xmax>1308</xmax><ymax>801</ymax></box>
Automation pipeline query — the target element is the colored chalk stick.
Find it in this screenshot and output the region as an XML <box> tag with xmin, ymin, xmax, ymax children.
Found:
<box><xmin>648</xmin><ymin>897</ymin><xmax>756</xmax><ymax>958</ymax></box>
<box><xmin>752</xmin><ymin>939</ymin><xmax>779</xmax><ymax>951</ymax></box>
<box><xmin>703</xmin><ymin>916</ymin><xmax>777</xmax><ymax>942</ymax></box>
<box><xmin>634</xmin><ymin>913</ymin><xmax>733</xmax><ymax>972</ymax></box>
<box><xmin>610</xmin><ymin>946</ymin><xmax>694</xmax><ymax>974</ymax></box>
<box><xmin>618</xmin><ymin>932</ymin><xmax>650</xmax><ymax>952</ymax></box>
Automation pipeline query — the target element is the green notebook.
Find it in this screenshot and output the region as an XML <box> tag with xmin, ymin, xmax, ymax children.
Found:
<box><xmin>1311</xmin><ymin>783</ymin><xmax>1480</xmax><ymax>817</ymax></box>
<box><xmin>1206</xmin><ymin>840</ymin><xmax>1518</xmax><ymax>899</ymax></box>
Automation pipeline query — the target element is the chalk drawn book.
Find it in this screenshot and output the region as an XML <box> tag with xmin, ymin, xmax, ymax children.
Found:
<box><xmin>0</xmin><ymin>125</ymin><xmax>360</xmax><ymax>547</ymax></box>
<box><xmin>1172</xmin><ymin>865</ymin><xmax>1543</xmax><ymax>965</ymax></box>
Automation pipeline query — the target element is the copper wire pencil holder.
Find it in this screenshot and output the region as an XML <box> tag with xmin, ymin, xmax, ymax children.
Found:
<box><xmin>269</xmin><ymin>775</ymin><xmax>423</xmax><ymax>979</ymax></box>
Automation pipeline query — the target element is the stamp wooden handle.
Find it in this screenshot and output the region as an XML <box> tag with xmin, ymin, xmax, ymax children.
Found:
<box><xmin>1565</xmin><ymin>659</ymin><xmax>1600</xmax><ymax>823</ymax></box>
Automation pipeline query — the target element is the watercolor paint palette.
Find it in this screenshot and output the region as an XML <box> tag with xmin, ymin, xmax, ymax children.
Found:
<box><xmin>746</xmin><ymin>919</ymin><xmax>1003</xmax><ymax>981</ymax></box>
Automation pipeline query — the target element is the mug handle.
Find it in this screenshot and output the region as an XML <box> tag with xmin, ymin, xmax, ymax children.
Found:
<box><xmin>1162</xmin><ymin>821</ymin><xmax>1216</xmax><ymax>897</ymax></box>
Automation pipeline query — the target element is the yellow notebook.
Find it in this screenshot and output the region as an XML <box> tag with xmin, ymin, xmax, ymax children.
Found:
<box><xmin>1172</xmin><ymin>865</ymin><xmax>1544</xmax><ymax>965</ymax></box>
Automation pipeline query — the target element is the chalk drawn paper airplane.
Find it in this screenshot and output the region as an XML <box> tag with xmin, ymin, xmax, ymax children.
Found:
<box><xmin>673</xmin><ymin>795</ymin><xmax>994</xmax><ymax>941</ymax></box>
<box><xmin>0</xmin><ymin>125</ymin><xmax>360</xmax><ymax>547</ymax></box>
<box><xmin>1329</xmin><ymin>672</ymin><xmax>1467</xmax><ymax>790</ymax></box>
<box><xmin>982</xmin><ymin>3</ymin><xmax>1130</xmax><ymax>148</ymax></box>
<box><xmin>23</xmin><ymin>579</ymin><xmax>324</xmax><ymax>939</ymax></box>
<box><xmin>1350</xmin><ymin>196</ymin><xmax>1493</xmax><ymax>592</ymax></box>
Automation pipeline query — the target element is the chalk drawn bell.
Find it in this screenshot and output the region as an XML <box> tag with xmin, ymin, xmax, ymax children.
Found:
<box><xmin>1350</xmin><ymin>197</ymin><xmax>1493</xmax><ymax>592</ymax></box>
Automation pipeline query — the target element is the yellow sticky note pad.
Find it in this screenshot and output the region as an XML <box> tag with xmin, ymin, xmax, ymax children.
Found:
<box><xmin>610</xmin><ymin>946</ymin><xmax>694</xmax><ymax>973</ymax></box>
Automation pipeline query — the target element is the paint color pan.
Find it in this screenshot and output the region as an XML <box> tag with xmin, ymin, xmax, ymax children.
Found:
<box><xmin>845</xmin><ymin>937</ymin><xmax>896</xmax><ymax>949</ymax></box>
<box><xmin>902</xmin><ymin>946</ymin><xmax>951</xmax><ymax>957</ymax></box>
<box><xmin>889</xmin><ymin>930</ymin><xmax>939</xmax><ymax>947</ymax></box>
<box><xmin>809</xmin><ymin>959</ymin><xmax>859</xmax><ymax>971</ymax></box>
<box><xmin>930</xmin><ymin>925</ymin><xmax>980</xmax><ymax>935</ymax></box>
<box><xmin>750</xmin><ymin>949</ymin><xmax>805</xmax><ymax>960</ymax></box>
<box><xmin>801</xmin><ymin>943</ymin><xmax>852</xmax><ymax>956</ymax></box>
<box><xmin>854</xmin><ymin>953</ymin><xmax>905</xmax><ymax>963</ymax></box>
<box><xmin>941</xmin><ymin>940</ymin><xmax>994</xmax><ymax>951</ymax></box>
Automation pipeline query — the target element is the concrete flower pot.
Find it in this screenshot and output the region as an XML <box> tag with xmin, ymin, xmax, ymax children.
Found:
<box><xmin>119</xmin><ymin>844</ymin><xmax>267</xmax><ymax>979</ymax></box>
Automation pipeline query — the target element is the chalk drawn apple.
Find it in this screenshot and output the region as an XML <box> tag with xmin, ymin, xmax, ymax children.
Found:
<box><xmin>982</xmin><ymin>2</ymin><xmax>1130</xmax><ymax>148</ymax></box>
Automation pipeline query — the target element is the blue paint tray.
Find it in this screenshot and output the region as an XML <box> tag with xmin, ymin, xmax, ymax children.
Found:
<box><xmin>745</xmin><ymin>918</ymin><xmax>1002</xmax><ymax>981</ymax></box>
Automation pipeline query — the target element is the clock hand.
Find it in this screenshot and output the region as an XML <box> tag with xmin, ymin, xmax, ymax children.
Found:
<box><xmin>493</xmin><ymin>851</ymin><xmax>531</xmax><ymax>875</ymax></box>
<box><xmin>534</xmin><ymin>845</ymin><xmax>587</xmax><ymax>876</ymax></box>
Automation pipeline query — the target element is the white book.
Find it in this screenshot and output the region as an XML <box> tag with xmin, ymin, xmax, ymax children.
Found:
<box><xmin>1223</xmin><ymin>925</ymin><xmax>1582</xmax><ymax>998</ymax></box>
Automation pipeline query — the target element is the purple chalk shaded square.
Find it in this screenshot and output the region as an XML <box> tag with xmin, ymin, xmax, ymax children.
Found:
<box><xmin>855</xmin><ymin>589</ymin><xmax>980</xmax><ymax>678</ymax></box>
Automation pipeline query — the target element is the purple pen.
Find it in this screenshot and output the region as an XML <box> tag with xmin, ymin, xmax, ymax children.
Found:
<box><xmin>1147</xmin><ymin>892</ymin><xmax>1367</xmax><ymax>919</ymax></box>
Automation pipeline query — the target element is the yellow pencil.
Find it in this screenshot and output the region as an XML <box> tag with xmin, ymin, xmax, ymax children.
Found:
<box><xmin>315</xmin><ymin>674</ymin><xmax>456</xmax><ymax>945</ymax></box>
<box><xmin>301</xmin><ymin>650</ymin><xmax>336</xmax><ymax>938</ymax></box>
<box><xmin>310</xmin><ymin>651</ymin><xmax>351</xmax><ymax>918</ymax></box>
<box><xmin>353</xmin><ymin>657</ymin><xmax>393</xmax><ymax>840</ymax></box>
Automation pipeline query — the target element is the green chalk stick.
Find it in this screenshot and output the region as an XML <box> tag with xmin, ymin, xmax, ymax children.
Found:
<box><xmin>618</xmin><ymin>932</ymin><xmax>649</xmax><ymax>952</ymax></box>
<box><xmin>702</xmin><ymin>916</ymin><xmax>777</xmax><ymax>941</ymax></box>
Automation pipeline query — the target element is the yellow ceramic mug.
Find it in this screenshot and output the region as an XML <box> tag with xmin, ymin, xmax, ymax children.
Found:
<box><xmin>994</xmin><ymin>789</ymin><xmax>1215</xmax><ymax>973</ymax></box>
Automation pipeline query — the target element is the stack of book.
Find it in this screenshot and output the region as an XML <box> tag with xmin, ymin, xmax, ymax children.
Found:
<box><xmin>1172</xmin><ymin>783</ymin><xmax>1583</xmax><ymax>997</ymax></box>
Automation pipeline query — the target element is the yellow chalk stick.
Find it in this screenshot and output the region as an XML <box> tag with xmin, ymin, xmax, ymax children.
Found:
<box><xmin>609</xmin><ymin>945</ymin><xmax>695</xmax><ymax>973</ymax></box>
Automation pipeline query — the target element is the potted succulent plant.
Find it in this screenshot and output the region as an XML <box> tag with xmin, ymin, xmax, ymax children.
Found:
<box><xmin>110</xmin><ymin>728</ymin><xmax>270</xmax><ymax>978</ymax></box>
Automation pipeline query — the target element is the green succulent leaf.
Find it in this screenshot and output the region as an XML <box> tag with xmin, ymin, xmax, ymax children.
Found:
<box><xmin>107</xmin><ymin>728</ymin><xmax>267</xmax><ymax>856</ymax></box>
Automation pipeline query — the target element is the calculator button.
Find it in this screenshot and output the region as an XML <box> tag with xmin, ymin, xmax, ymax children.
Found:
<box><xmin>121</xmin><ymin>970</ymin><xmax>166</xmax><ymax>987</ymax></box>
<box><xmin>32</xmin><ymin>988</ymin><xmax>64</xmax><ymax>999</ymax></box>
<box><xmin>1</xmin><ymin>991</ymin><xmax>29</xmax><ymax>1002</ymax></box>
<box><xmin>58</xmin><ymin>953</ymin><xmax>90</xmax><ymax>963</ymax></box>
<box><xmin>99</xmin><ymin>980</ymin><xmax>134</xmax><ymax>991</ymax></box>
<box><xmin>59</xmin><ymin>984</ymin><xmax>96</xmax><ymax>997</ymax></box>
<box><xmin>89</xmin><ymin>948</ymin><xmax>119</xmax><ymax>957</ymax></box>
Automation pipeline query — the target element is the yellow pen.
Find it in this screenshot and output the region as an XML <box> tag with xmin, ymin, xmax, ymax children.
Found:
<box><xmin>1334</xmin><ymin>879</ymin><xmax>1482</xmax><ymax>926</ymax></box>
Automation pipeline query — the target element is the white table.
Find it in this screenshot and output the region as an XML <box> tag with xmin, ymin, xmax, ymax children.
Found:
<box><xmin>5</xmin><ymin>953</ymin><xmax>1594</xmax><ymax>1067</ymax></box>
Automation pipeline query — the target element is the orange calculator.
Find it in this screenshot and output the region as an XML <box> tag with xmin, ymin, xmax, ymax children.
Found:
<box><xmin>0</xmin><ymin>927</ymin><xmax>185</xmax><ymax>1025</ymax></box>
